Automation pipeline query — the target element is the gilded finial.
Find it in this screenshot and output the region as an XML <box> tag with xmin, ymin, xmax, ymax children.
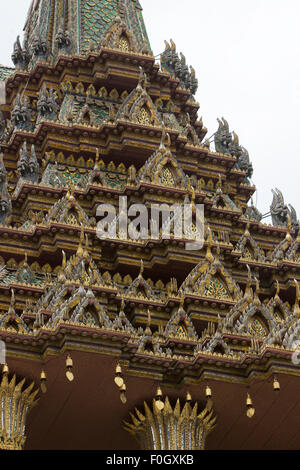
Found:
<box><xmin>145</xmin><ymin>309</ymin><xmax>152</xmax><ymax>335</ymax></box>
<box><xmin>254</xmin><ymin>277</ymin><xmax>261</xmax><ymax>307</ymax></box>
<box><xmin>121</xmin><ymin>295</ymin><xmax>125</xmax><ymax>312</ymax></box>
<box><xmin>179</xmin><ymin>292</ymin><xmax>184</xmax><ymax>309</ymax></box>
<box><xmin>244</xmin><ymin>222</ymin><xmax>250</xmax><ymax>238</ymax></box>
<box><xmin>10</xmin><ymin>289</ymin><xmax>15</xmax><ymax>307</ymax></box>
<box><xmin>217</xmin><ymin>174</ymin><xmax>222</xmax><ymax>190</ymax></box>
<box><xmin>62</xmin><ymin>250</ymin><xmax>66</xmax><ymax>268</ymax></box>
<box><xmin>147</xmin><ymin>309</ymin><xmax>151</xmax><ymax>327</ymax></box>
<box><xmin>160</xmin><ymin>125</ymin><xmax>171</xmax><ymax>150</ymax></box>
<box><xmin>166</xmin><ymin>132</ymin><xmax>171</xmax><ymax>148</ymax></box>
<box><xmin>8</xmin><ymin>289</ymin><xmax>15</xmax><ymax>314</ymax></box>
<box><xmin>76</xmin><ymin>227</ymin><xmax>84</xmax><ymax>257</ymax></box>
<box><xmin>244</xmin><ymin>265</ymin><xmax>253</xmax><ymax>302</ymax></box>
<box><xmin>139</xmin><ymin>259</ymin><xmax>144</xmax><ymax>277</ymax></box>
<box><xmin>69</xmin><ymin>185</ymin><xmax>75</xmax><ymax>202</ymax></box>
<box><xmin>275</xmin><ymin>280</ymin><xmax>281</xmax><ymax>304</ymax></box>
<box><xmin>294</xmin><ymin>279</ymin><xmax>300</xmax><ymax>316</ymax></box>
<box><xmin>83</xmin><ymin>234</ymin><xmax>89</xmax><ymax>258</ymax></box>
<box><xmin>160</xmin><ymin>124</ymin><xmax>166</xmax><ymax>149</ymax></box>
<box><xmin>206</xmin><ymin>228</ymin><xmax>214</xmax><ymax>264</ymax></box>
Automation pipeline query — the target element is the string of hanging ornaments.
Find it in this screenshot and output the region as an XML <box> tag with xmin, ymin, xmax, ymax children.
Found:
<box><xmin>246</xmin><ymin>376</ymin><xmax>280</xmax><ymax>419</ymax></box>
<box><xmin>0</xmin><ymin>355</ymin><xmax>281</xmax><ymax>450</ymax></box>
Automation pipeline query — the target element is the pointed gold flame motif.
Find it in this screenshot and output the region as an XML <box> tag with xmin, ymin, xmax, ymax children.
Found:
<box><xmin>0</xmin><ymin>373</ymin><xmax>39</xmax><ymax>450</ymax></box>
<box><xmin>123</xmin><ymin>396</ymin><xmax>216</xmax><ymax>450</ymax></box>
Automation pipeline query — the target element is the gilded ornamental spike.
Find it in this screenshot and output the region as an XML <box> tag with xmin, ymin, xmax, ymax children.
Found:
<box><xmin>123</xmin><ymin>395</ymin><xmax>216</xmax><ymax>450</ymax></box>
<box><xmin>0</xmin><ymin>372</ymin><xmax>39</xmax><ymax>450</ymax></box>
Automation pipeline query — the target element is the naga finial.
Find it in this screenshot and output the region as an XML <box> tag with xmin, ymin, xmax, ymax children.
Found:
<box><xmin>285</xmin><ymin>214</ymin><xmax>293</xmax><ymax>242</ymax></box>
<box><xmin>164</xmin><ymin>40</ymin><xmax>170</xmax><ymax>51</ymax></box>
<box><xmin>232</xmin><ymin>131</ymin><xmax>239</xmax><ymax>145</ymax></box>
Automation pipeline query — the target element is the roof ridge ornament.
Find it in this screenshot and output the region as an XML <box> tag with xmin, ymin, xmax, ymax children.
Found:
<box><xmin>206</xmin><ymin>228</ymin><xmax>215</xmax><ymax>264</ymax></box>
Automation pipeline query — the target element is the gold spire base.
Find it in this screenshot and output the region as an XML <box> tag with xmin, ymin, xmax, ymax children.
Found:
<box><xmin>0</xmin><ymin>373</ymin><xmax>39</xmax><ymax>450</ymax></box>
<box><xmin>124</xmin><ymin>396</ymin><xmax>216</xmax><ymax>450</ymax></box>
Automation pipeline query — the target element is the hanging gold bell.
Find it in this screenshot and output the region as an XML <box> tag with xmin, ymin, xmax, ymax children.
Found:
<box><xmin>155</xmin><ymin>387</ymin><xmax>164</xmax><ymax>411</ymax></box>
<box><xmin>206</xmin><ymin>385</ymin><xmax>212</xmax><ymax>399</ymax></box>
<box><xmin>186</xmin><ymin>392</ymin><xmax>192</xmax><ymax>404</ymax></box>
<box><xmin>40</xmin><ymin>370</ymin><xmax>47</xmax><ymax>393</ymax></box>
<box><xmin>114</xmin><ymin>363</ymin><xmax>124</xmax><ymax>388</ymax></box>
<box><xmin>246</xmin><ymin>393</ymin><xmax>255</xmax><ymax>418</ymax></box>
<box><xmin>120</xmin><ymin>383</ymin><xmax>127</xmax><ymax>404</ymax></box>
<box><xmin>273</xmin><ymin>376</ymin><xmax>280</xmax><ymax>392</ymax></box>
<box><xmin>66</xmin><ymin>355</ymin><xmax>74</xmax><ymax>382</ymax></box>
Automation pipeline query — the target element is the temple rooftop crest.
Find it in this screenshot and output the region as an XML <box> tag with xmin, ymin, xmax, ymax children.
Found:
<box><xmin>11</xmin><ymin>0</ymin><xmax>151</xmax><ymax>71</ymax></box>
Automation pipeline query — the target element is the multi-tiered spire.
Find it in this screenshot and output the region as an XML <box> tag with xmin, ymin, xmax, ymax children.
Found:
<box><xmin>0</xmin><ymin>0</ymin><xmax>299</xmax><ymax>451</ymax></box>
<box><xmin>11</xmin><ymin>0</ymin><xmax>151</xmax><ymax>71</ymax></box>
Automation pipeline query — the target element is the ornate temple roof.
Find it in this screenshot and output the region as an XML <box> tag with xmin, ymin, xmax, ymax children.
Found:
<box><xmin>0</xmin><ymin>0</ymin><xmax>300</xmax><ymax>452</ymax></box>
<box><xmin>0</xmin><ymin>66</ymin><xmax>14</xmax><ymax>81</ymax></box>
<box><xmin>18</xmin><ymin>0</ymin><xmax>151</xmax><ymax>69</ymax></box>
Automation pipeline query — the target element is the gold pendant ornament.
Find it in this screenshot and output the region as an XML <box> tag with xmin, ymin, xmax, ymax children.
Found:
<box><xmin>273</xmin><ymin>376</ymin><xmax>280</xmax><ymax>392</ymax></box>
<box><xmin>246</xmin><ymin>393</ymin><xmax>255</xmax><ymax>418</ymax></box>
<box><xmin>114</xmin><ymin>363</ymin><xmax>124</xmax><ymax>388</ymax></box>
<box><xmin>155</xmin><ymin>387</ymin><xmax>165</xmax><ymax>411</ymax></box>
<box><xmin>40</xmin><ymin>370</ymin><xmax>47</xmax><ymax>394</ymax></box>
<box><xmin>66</xmin><ymin>355</ymin><xmax>74</xmax><ymax>382</ymax></box>
<box><xmin>120</xmin><ymin>383</ymin><xmax>127</xmax><ymax>404</ymax></box>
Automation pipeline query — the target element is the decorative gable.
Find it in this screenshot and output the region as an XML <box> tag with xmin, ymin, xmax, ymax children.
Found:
<box><xmin>138</xmin><ymin>129</ymin><xmax>187</xmax><ymax>189</ymax></box>
<box><xmin>116</xmin><ymin>68</ymin><xmax>161</xmax><ymax>126</ymax></box>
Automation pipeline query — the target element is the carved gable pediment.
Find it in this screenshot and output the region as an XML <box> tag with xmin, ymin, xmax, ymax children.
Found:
<box><xmin>138</xmin><ymin>131</ymin><xmax>187</xmax><ymax>189</ymax></box>
<box><xmin>117</xmin><ymin>69</ymin><xmax>161</xmax><ymax>126</ymax></box>
<box><xmin>164</xmin><ymin>301</ymin><xmax>198</xmax><ymax>341</ymax></box>
<box><xmin>44</xmin><ymin>190</ymin><xmax>90</xmax><ymax>227</ymax></box>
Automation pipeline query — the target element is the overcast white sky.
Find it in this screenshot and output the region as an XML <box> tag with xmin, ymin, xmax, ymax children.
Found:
<box><xmin>0</xmin><ymin>0</ymin><xmax>299</xmax><ymax>219</ymax></box>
